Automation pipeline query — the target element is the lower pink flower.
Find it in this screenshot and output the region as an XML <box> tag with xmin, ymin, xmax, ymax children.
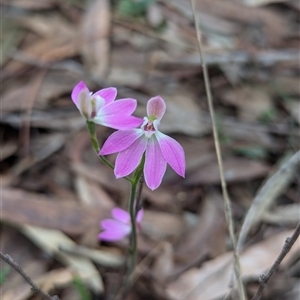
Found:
<box><xmin>98</xmin><ymin>208</ymin><xmax>144</xmax><ymax>242</ymax></box>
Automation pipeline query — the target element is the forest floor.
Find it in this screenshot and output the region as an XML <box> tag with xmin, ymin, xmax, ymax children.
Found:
<box><xmin>1</xmin><ymin>0</ymin><xmax>299</xmax><ymax>299</ymax></box>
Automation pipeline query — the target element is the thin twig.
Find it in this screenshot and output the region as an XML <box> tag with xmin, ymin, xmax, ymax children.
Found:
<box><xmin>0</xmin><ymin>252</ymin><xmax>59</xmax><ymax>300</ymax></box>
<box><xmin>252</xmin><ymin>222</ymin><xmax>300</xmax><ymax>300</ymax></box>
<box><xmin>189</xmin><ymin>1</ymin><xmax>246</xmax><ymax>299</ymax></box>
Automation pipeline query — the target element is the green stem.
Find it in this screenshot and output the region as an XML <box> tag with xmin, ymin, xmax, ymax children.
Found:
<box><xmin>86</xmin><ymin>121</ymin><xmax>132</xmax><ymax>183</ymax></box>
<box><xmin>127</xmin><ymin>155</ymin><xmax>145</xmax><ymax>278</ymax></box>
<box><xmin>86</xmin><ymin>121</ymin><xmax>100</xmax><ymax>153</ymax></box>
<box><xmin>135</xmin><ymin>174</ymin><xmax>144</xmax><ymax>212</ymax></box>
<box><xmin>132</xmin><ymin>154</ymin><xmax>145</xmax><ymax>185</ymax></box>
<box><xmin>128</xmin><ymin>181</ymin><xmax>138</xmax><ymax>275</ymax></box>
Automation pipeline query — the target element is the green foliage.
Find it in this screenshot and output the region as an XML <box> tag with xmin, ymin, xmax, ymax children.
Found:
<box><xmin>0</xmin><ymin>267</ymin><xmax>10</xmax><ymax>285</ymax></box>
<box><xmin>271</xmin><ymin>82</ymin><xmax>293</xmax><ymax>103</ymax></box>
<box><xmin>258</xmin><ymin>108</ymin><xmax>277</xmax><ymax>123</ymax></box>
<box><xmin>72</xmin><ymin>276</ymin><xmax>92</xmax><ymax>300</ymax></box>
<box><xmin>0</xmin><ymin>22</ymin><xmax>23</xmax><ymax>67</ymax></box>
<box><xmin>117</xmin><ymin>0</ymin><xmax>156</xmax><ymax>17</ymax></box>
<box><xmin>215</xmin><ymin>113</ymin><xmax>232</xmax><ymax>145</ymax></box>
<box><xmin>65</xmin><ymin>0</ymin><xmax>91</xmax><ymax>5</ymax></box>
<box><xmin>233</xmin><ymin>145</ymin><xmax>268</xmax><ymax>160</ymax></box>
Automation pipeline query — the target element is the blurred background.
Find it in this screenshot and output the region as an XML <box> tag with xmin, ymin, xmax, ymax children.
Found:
<box><xmin>1</xmin><ymin>0</ymin><xmax>299</xmax><ymax>299</ymax></box>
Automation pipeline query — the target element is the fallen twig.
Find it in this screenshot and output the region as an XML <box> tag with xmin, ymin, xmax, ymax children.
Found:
<box><xmin>189</xmin><ymin>0</ymin><xmax>246</xmax><ymax>299</ymax></box>
<box><xmin>0</xmin><ymin>252</ymin><xmax>60</xmax><ymax>300</ymax></box>
<box><xmin>251</xmin><ymin>222</ymin><xmax>300</xmax><ymax>300</ymax></box>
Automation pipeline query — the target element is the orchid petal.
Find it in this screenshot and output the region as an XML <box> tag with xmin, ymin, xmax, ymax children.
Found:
<box><xmin>98</xmin><ymin>231</ymin><xmax>125</xmax><ymax>241</ymax></box>
<box><xmin>156</xmin><ymin>132</ymin><xmax>185</xmax><ymax>177</ymax></box>
<box><xmin>98</xmin><ymin>98</ymin><xmax>138</xmax><ymax>117</ymax></box>
<box><xmin>136</xmin><ymin>208</ymin><xmax>144</xmax><ymax>224</ymax></box>
<box><xmin>98</xmin><ymin>220</ymin><xmax>131</xmax><ymax>241</ymax></box>
<box><xmin>71</xmin><ymin>81</ymin><xmax>89</xmax><ymax>108</ymax></box>
<box><xmin>93</xmin><ymin>87</ymin><xmax>117</xmax><ymax>105</ymax></box>
<box><xmin>100</xmin><ymin>129</ymin><xmax>143</xmax><ymax>155</ymax></box>
<box><xmin>115</xmin><ymin>136</ymin><xmax>148</xmax><ymax>178</ymax></box>
<box><xmin>101</xmin><ymin>219</ymin><xmax>123</xmax><ymax>230</ymax></box>
<box><xmin>94</xmin><ymin>98</ymin><xmax>142</xmax><ymax>129</ymax></box>
<box><xmin>147</xmin><ymin>96</ymin><xmax>166</xmax><ymax>121</ymax></box>
<box><xmin>97</xmin><ymin>115</ymin><xmax>142</xmax><ymax>130</ymax></box>
<box><xmin>112</xmin><ymin>208</ymin><xmax>130</xmax><ymax>224</ymax></box>
<box><xmin>144</xmin><ymin>137</ymin><xmax>167</xmax><ymax>190</ymax></box>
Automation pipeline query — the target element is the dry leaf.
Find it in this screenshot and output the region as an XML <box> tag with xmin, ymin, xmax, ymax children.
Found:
<box><xmin>161</xmin><ymin>91</ymin><xmax>211</xmax><ymax>136</ymax></box>
<box><xmin>1</xmin><ymin>70</ymin><xmax>85</xmax><ymax>113</ymax></box>
<box><xmin>0</xmin><ymin>140</ymin><xmax>18</xmax><ymax>161</ymax></box>
<box><xmin>273</xmin><ymin>76</ymin><xmax>300</xmax><ymax>96</ymax></box>
<box><xmin>72</xmin><ymin>161</ymin><xmax>128</xmax><ymax>193</ymax></box>
<box><xmin>171</xmin><ymin>194</ymin><xmax>226</xmax><ymax>278</ymax></box>
<box><xmin>167</xmin><ymin>230</ymin><xmax>299</xmax><ymax>300</ymax></box>
<box><xmin>2</xmin><ymin>269</ymin><xmax>73</xmax><ymax>300</ymax></box>
<box><xmin>2</xmin><ymin>0</ymin><xmax>56</xmax><ymax>10</ymax></box>
<box><xmin>75</xmin><ymin>176</ymin><xmax>115</xmax><ymax>209</ymax></box>
<box><xmin>164</xmin><ymin>0</ymin><xmax>237</xmax><ymax>36</ymax></box>
<box><xmin>194</xmin><ymin>0</ymin><xmax>288</xmax><ymax>46</ymax></box>
<box><xmin>221</xmin><ymin>86</ymin><xmax>272</xmax><ymax>122</ymax></box>
<box><xmin>178</xmin><ymin>137</ymin><xmax>215</xmax><ymax>173</ymax></box>
<box><xmin>58</xmin><ymin>244</ymin><xmax>124</xmax><ymax>268</ymax></box>
<box><xmin>142</xmin><ymin>186</ymin><xmax>178</xmax><ymax>210</ymax></box>
<box><xmin>80</xmin><ymin>0</ymin><xmax>111</xmax><ymax>80</ymax></box>
<box><xmin>284</xmin><ymin>100</ymin><xmax>300</xmax><ymax>125</ymax></box>
<box><xmin>2</xmin><ymin>110</ymin><xmax>85</xmax><ymax>132</ymax></box>
<box><xmin>186</xmin><ymin>157</ymin><xmax>270</xmax><ymax>185</ymax></box>
<box><xmin>21</xmin><ymin>226</ymin><xmax>104</xmax><ymax>294</ymax></box>
<box><xmin>242</xmin><ymin>0</ymin><xmax>291</xmax><ymax>8</ymax></box>
<box><xmin>143</xmin><ymin>210</ymin><xmax>186</xmax><ymax>241</ymax></box>
<box><xmin>152</xmin><ymin>242</ymin><xmax>174</xmax><ymax>284</ymax></box>
<box><xmin>237</xmin><ymin>151</ymin><xmax>300</xmax><ymax>250</ymax></box>
<box><xmin>1</xmin><ymin>188</ymin><xmax>109</xmax><ymax>235</ymax></box>
<box><xmin>108</xmin><ymin>46</ymin><xmax>146</xmax><ymax>87</ymax></box>
<box><xmin>4</xmin><ymin>14</ymin><xmax>78</xmax><ymax>76</ymax></box>
<box><xmin>155</xmin><ymin>49</ymin><xmax>299</xmax><ymax>69</ymax></box>
<box><xmin>262</xmin><ymin>204</ymin><xmax>300</xmax><ymax>226</ymax></box>
<box><xmin>19</xmin><ymin>14</ymin><xmax>75</xmax><ymax>38</ymax></box>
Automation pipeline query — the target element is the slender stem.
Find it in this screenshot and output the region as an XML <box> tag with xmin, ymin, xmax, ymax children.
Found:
<box><xmin>127</xmin><ymin>156</ymin><xmax>145</xmax><ymax>278</ymax></box>
<box><xmin>128</xmin><ymin>181</ymin><xmax>138</xmax><ymax>274</ymax></box>
<box><xmin>252</xmin><ymin>222</ymin><xmax>300</xmax><ymax>300</ymax></box>
<box><xmin>132</xmin><ymin>158</ymin><xmax>145</xmax><ymax>221</ymax></box>
<box><xmin>135</xmin><ymin>174</ymin><xmax>144</xmax><ymax>212</ymax></box>
<box><xmin>0</xmin><ymin>252</ymin><xmax>59</xmax><ymax>300</ymax></box>
<box><xmin>189</xmin><ymin>1</ymin><xmax>246</xmax><ymax>299</ymax></box>
<box><xmin>86</xmin><ymin>121</ymin><xmax>132</xmax><ymax>183</ymax></box>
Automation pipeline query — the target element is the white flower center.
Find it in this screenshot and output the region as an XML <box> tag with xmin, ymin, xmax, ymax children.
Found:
<box><xmin>90</xmin><ymin>95</ymin><xmax>105</xmax><ymax>119</ymax></box>
<box><xmin>141</xmin><ymin>117</ymin><xmax>159</xmax><ymax>138</ymax></box>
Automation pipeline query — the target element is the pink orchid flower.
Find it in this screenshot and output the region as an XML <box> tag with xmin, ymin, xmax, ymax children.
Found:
<box><xmin>99</xmin><ymin>208</ymin><xmax>144</xmax><ymax>242</ymax></box>
<box><xmin>71</xmin><ymin>81</ymin><xmax>142</xmax><ymax>130</ymax></box>
<box><xmin>99</xmin><ymin>96</ymin><xmax>185</xmax><ymax>190</ymax></box>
